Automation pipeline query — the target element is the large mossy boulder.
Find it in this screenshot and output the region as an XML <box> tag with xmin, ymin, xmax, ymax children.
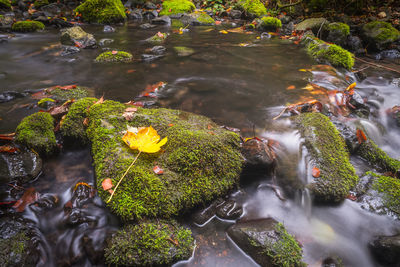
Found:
<box><xmin>180</xmin><ymin>11</ymin><xmax>215</xmax><ymax>26</ymax></box>
<box><xmin>159</xmin><ymin>0</ymin><xmax>195</xmax><ymax>16</ymax></box>
<box><xmin>296</xmin><ymin>113</ymin><xmax>358</xmax><ymax>203</ymax></box>
<box><xmin>75</xmin><ymin>0</ymin><xmax>126</xmax><ymax>24</ymax></box>
<box><xmin>325</xmin><ymin>22</ymin><xmax>350</xmax><ymax>47</ymax></box>
<box><xmin>15</xmin><ymin>112</ymin><xmax>57</xmax><ymax>157</ymax></box>
<box><xmin>62</xmin><ymin>98</ymin><xmax>244</xmax><ymax>220</ymax></box>
<box><xmin>12</xmin><ymin>21</ymin><xmax>45</xmax><ymax>32</ymax></box>
<box><xmin>60</xmin><ymin>26</ymin><xmax>96</xmax><ymax>48</ymax></box>
<box><xmin>237</xmin><ymin>0</ymin><xmax>266</xmax><ymax>18</ymax></box>
<box><xmin>227</xmin><ymin>218</ymin><xmax>305</xmax><ymax>267</ymax></box>
<box><xmin>362</xmin><ymin>21</ymin><xmax>400</xmax><ymax>51</ymax></box>
<box><xmin>49</xmin><ymin>86</ymin><xmax>90</xmax><ymax>101</ymax></box>
<box><xmin>105</xmin><ymin>221</ymin><xmax>195</xmax><ymax>266</ymax></box>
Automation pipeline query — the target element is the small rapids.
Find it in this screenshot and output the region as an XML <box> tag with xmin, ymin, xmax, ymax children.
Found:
<box><xmin>1</xmin><ymin>23</ymin><xmax>400</xmax><ymax>266</ymax></box>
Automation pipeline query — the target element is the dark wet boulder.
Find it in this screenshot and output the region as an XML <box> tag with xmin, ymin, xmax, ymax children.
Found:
<box><xmin>388</xmin><ymin>105</ymin><xmax>400</xmax><ymax>127</ymax></box>
<box><xmin>295</xmin><ymin>18</ymin><xmax>329</xmax><ymax>35</ymax></box>
<box><xmin>241</xmin><ymin>138</ymin><xmax>276</xmax><ymax>172</ymax></box>
<box><xmin>0</xmin><ymin>146</ymin><xmax>42</xmax><ymax>184</ymax></box>
<box><xmin>141</xmin><ymin>53</ymin><xmax>164</xmax><ymax>62</ymax></box>
<box><xmin>151</xmin><ymin>15</ymin><xmax>171</xmax><ymax>25</ymax></box>
<box><xmin>143</xmin><ymin>10</ymin><xmax>158</xmax><ymax>20</ymax></box>
<box><xmin>295</xmin><ymin>113</ymin><xmax>358</xmax><ymax>203</ymax></box>
<box><xmin>95</xmin><ymin>51</ymin><xmax>133</xmax><ymax>63</ymax></box>
<box><xmin>191</xmin><ymin>197</ymin><xmax>243</xmax><ymax>225</ymax></box>
<box><xmin>15</xmin><ymin>112</ymin><xmax>57</xmax><ymax>157</ymax></box>
<box><xmin>149</xmin><ymin>45</ymin><xmax>166</xmax><ymax>55</ymax></box>
<box><xmin>229</xmin><ymin>9</ymin><xmax>242</xmax><ymax>19</ymax></box>
<box><xmin>144</xmin><ymin>1</ymin><xmax>156</xmax><ymax>9</ymax></box>
<box><xmin>60</xmin><ymin>26</ymin><xmax>96</xmax><ymax>48</ymax></box>
<box><xmin>127</xmin><ymin>9</ymin><xmax>143</xmax><ymax>20</ymax></box>
<box><xmin>0</xmin><ymin>91</ymin><xmax>26</xmax><ymax>103</ymax></box>
<box><xmin>369</xmin><ymin>232</ymin><xmax>400</xmax><ymax>265</ymax></box>
<box><xmin>347</xmin><ymin>35</ymin><xmax>365</xmax><ymax>54</ymax></box>
<box><xmin>139</xmin><ymin>22</ymin><xmax>156</xmax><ymax>29</ymax></box>
<box><xmin>98</xmin><ymin>38</ymin><xmax>114</xmax><ymax>46</ymax></box>
<box><xmin>50</xmin><ymin>18</ymin><xmax>74</xmax><ymax>28</ymax></box>
<box><xmin>227</xmin><ymin>218</ymin><xmax>305</xmax><ymax>267</ymax></box>
<box><xmin>12</xmin><ymin>21</ymin><xmax>45</xmax><ymax>32</ymax></box>
<box><xmin>75</xmin><ymin>0</ymin><xmax>126</xmax><ymax>24</ymax></box>
<box><xmin>103</xmin><ymin>25</ymin><xmax>115</xmax><ymax>33</ymax></box>
<box><xmin>159</xmin><ymin>0</ymin><xmax>195</xmax><ymax>16</ymax></box>
<box><xmin>325</xmin><ymin>22</ymin><xmax>350</xmax><ymax>47</ymax></box>
<box><xmin>0</xmin><ymin>215</ymin><xmax>40</xmax><ymax>266</ymax></box>
<box><xmin>191</xmin><ymin>198</ymin><xmax>224</xmax><ymax>225</ymax></box>
<box><xmin>180</xmin><ymin>11</ymin><xmax>215</xmax><ymax>26</ymax></box>
<box><xmin>60</xmin><ymin>45</ymin><xmax>80</xmax><ymax>56</ymax></box>
<box><xmin>40</xmin><ymin>3</ymin><xmax>62</xmax><ymax>16</ymax></box>
<box><xmin>362</xmin><ymin>21</ymin><xmax>400</xmax><ymax>51</ymax></box>
<box><xmin>62</xmin><ymin>99</ymin><xmax>243</xmax><ymax>220</ymax></box>
<box><xmin>104</xmin><ymin>221</ymin><xmax>195</xmax><ymax>266</ymax></box>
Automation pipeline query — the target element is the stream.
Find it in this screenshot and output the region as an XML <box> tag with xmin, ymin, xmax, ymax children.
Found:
<box><xmin>1</xmin><ymin>22</ymin><xmax>400</xmax><ymax>266</ymax></box>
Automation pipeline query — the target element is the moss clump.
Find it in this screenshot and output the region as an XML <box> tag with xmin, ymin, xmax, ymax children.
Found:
<box><xmin>296</xmin><ymin>113</ymin><xmax>358</xmax><ymax>203</ymax></box>
<box><xmin>260</xmin><ymin>16</ymin><xmax>282</xmax><ymax>31</ymax></box>
<box><xmin>105</xmin><ymin>221</ymin><xmax>195</xmax><ymax>266</ymax></box>
<box><xmin>325</xmin><ymin>22</ymin><xmax>350</xmax><ymax>46</ymax></box>
<box><xmin>49</xmin><ymin>86</ymin><xmax>89</xmax><ymax>102</ymax></box>
<box><xmin>194</xmin><ymin>11</ymin><xmax>215</xmax><ymax>25</ymax></box>
<box><xmin>37</xmin><ymin>97</ymin><xmax>55</xmax><ymax>108</ymax></box>
<box><xmin>15</xmin><ymin>112</ymin><xmax>56</xmax><ymax>156</ymax></box>
<box><xmin>95</xmin><ymin>51</ymin><xmax>133</xmax><ymax>63</ymax></box>
<box><xmin>11</xmin><ymin>21</ymin><xmax>45</xmax><ymax>32</ymax></box>
<box><xmin>34</xmin><ymin>0</ymin><xmax>48</xmax><ymax>8</ymax></box>
<box><xmin>84</xmin><ymin>100</ymin><xmax>243</xmax><ymax>220</ymax></box>
<box><xmin>306</xmin><ymin>38</ymin><xmax>354</xmax><ymax>70</ymax></box>
<box><xmin>145</xmin><ymin>32</ymin><xmax>168</xmax><ymax>44</ymax></box>
<box><xmin>159</xmin><ymin>0</ymin><xmax>195</xmax><ymax>16</ymax></box>
<box><xmin>0</xmin><ymin>0</ymin><xmax>11</xmax><ymax>10</ymax></box>
<box><xmin>75</xmin><ymin>0</ymin><xmax>126</xmax><ymax>24</ymax></box>
<box><xmin>60</xmin><ymin>97</ymin><xmax>97</xmax><ymax>144</ymax></box>
<box><xmin>357</xmin><ymin>139</ymin><xmax>400</xmax><ymax>173</ymax></box>
<box><xmin>238</xmin><ymin>0</ymin><xmax>267</xmax><ymax>17</ymax></box>
<box><xmin>362</xmin><ymin>21</ymin><xmax>400</xmax><ymax>50</ymax></box>
<box><xmin>327</xmin><ymin>22</ymin><xmax>350</xmax><ymax>36</ymax></box>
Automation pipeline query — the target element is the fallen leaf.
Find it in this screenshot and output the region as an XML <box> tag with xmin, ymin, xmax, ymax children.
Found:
<box><xmin>138</xmin><ymin>81</ymin><xmax>166</xmax><ymax>98</ymax></box>
<box><xmin>102</xmin><ymin>178</ymin><xmax>113</xmax><ymax>191</ymax></box>
<box><xmin>153</xmin><ymin>165</ymin><xmax>164</xmax><ymax>175</ymax></box>
<box><xmin>312</xmin><ymin>167</ymin><xmax>320</xmax><ymax>178</ymax></box>
<box><xmin>215</xmin><ymin>20</ymin><xmax>222</xmax><ymax>25</ymax></box>
<box><xmin>111</xmin><ymin>50</ymin><xmax>118</xmax><ymax>55</ymax></box>
<box><xmin>157</xmin><ymin>31</ymin><xmax>164</xmax><ymax>38</ymax></box>
<box><xmin>346</xmin><ymin>193</ymin><xmax>357</xmax><ymax>201</ymax></box>
<box><xmin>126</xmin><ymin>69</ymin><xmax>136</xmax><ymax>73</ymax></box>
<box><xmin>168</xmin><ymin>123</ymin><xmax>174</xmax><ymax>127</ymax></box>
<box><xmin>0</xmin><ymin>133</ymin><xmax>15</xmax><ymax>141</ymax></box>
<box><xmin>356</xmin><ymin>129</ymin><xmax>367</xmax><ymax>144</ymax></box>
<box><xmin>73</xmin><ymin>182</ymin><xmax>92</xmax><ymax>191</ymax></box>
<box><xmin>122</xmin><ymin>126</ymin><xmax>167</xmax><ymax>153</ymax></box>
<box><xmin>83</xmin><ymin>117</ymin><xmax>89</xmax><ymax>126</ymax></box>
<box><xmin>0</xmin><ymin>145</ymin><xmax>19</xmax><ymax>153</ymax></box>
<box><xmin>219</xmin><ymin>30</ymin><xmax>228</xmax><ymax>34</ymax></box>
<box><xmin>13</xmin><ymin>187</ymin><xmax>39</xmax><ymax>212</ymax></box>
<box><xmin>286</xmin><ymin>85</ymin><xmax>296</xmax><ymax>90</ymax></box>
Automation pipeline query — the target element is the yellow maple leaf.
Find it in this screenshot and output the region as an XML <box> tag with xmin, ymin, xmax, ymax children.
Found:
<box><xmin>122</xmin><ymin>126</ymin><xmax>167</xmax><ymax>153</ymax></box>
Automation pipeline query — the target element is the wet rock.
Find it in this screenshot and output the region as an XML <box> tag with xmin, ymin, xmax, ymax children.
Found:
<box><xmin>123</xmin><ymin>0</ymin><xmax>132</xmax><ymax>8</ymax></box>
<box><xmin>261</xmin><ymin>32</ymin><xmax>271</xmax><ymax>39</ymax></box>
<box><xmin>151</xmin><ymin>15</ymin><xmax>171</xmax><ymax>25</ymax></box>
<box><xmin>127</xmin><ymin>8</ymin><xmax>142</xmax><ymax>20</ymax></box>
<box><xmin>346</xmin><ymin>35</ymin><xmax>365</xmax><ymax>54</ymax></box>
<box><xmin>325</xmin><ymin>22</ymin><xmax>350</xmax><ymax>47</ymax></box>
<box><xmin>0</xmin><ymin>13</ymin><xmax>14</xmax><ymax>31</ymax></box>
<box><xmin>0</xmin><ymin>215</ymin><xmax>40</xmax><ymax>266</ymax></box>
<box><xmin>180</xmin><ymin>12</ymin><xmax>215</xmax><ymax>26</ymax></box>
<box><xmin>139</xmin><ymin>22</ymin><xmax>156</xmax><ymax>29</ymax></box>
<box><xmin>40</xmin><ymin>3</ymin><xmax>61</xmax><ymax>16</ymax></box>
<box><xmin>99</xmin><ymin>38</ymin><xmax>114</xmax><ymax>46</ymax></box>
<box><xmin>60</xmin><ymin>26</ymin><xmax>96</xmax><ymax>48</ymax></box>
<box><xmin>0</xmin><ymin>146</ymin><xmax>42</xmax><ymax>184</ymax></box>
<box><xmin>362</xmin><ymin>21</ymin><xmax>400</xmax><ymax>51</ymax></box>
<box><xmin>143</xmin><ymin>10</ymin><xmax>158</xmax><ymax>20</ymax></box>
<box><xmin>141</xmin><ymin>53</ymin><xmax>164</xmax><ymax>62</ymax></box>
<box><xmin>321</xmin><ymin>256</ymin><xmax>344</xmax><ymax>267</ymax></box>
<box><xmin>104</xmin><ymin>221</ymin><xmax>195</xmax><ymax>266</ymax></box>
<box><xmin>215</xmin><ymin>199</ymin><xmax>243</xmax><ymax>220</ymax></box>
<box><xmin>369</xmin><ymin>233</ymin><xmax>400</xmax><ymax>265</ymax></box>
<box><xmin>375</xmin><ymin>49</ymin><xmax>400</xmax><ymax>60</ymax></box>
<box><xmin>229</xmin><ymin>9</ymin><xmax>242</xmax><ymax>19</ymax></box>
<box><xmin>34</xmin><ymin>15</ymin><xmax>50</xmax><ymax>24</ymax></box>
<box><xmin>50</xmin><ymin>18</ymin><xmax>74</xmax><ymax>28</ymax></box>
<box><xmin>241</xmin><ymin>138</ymin><xmax>276</xmax><ymax>172</ymax></box>
<box><xmin>331</xmin><ymin>119</ymin><xmax>359</xmax><ymax>153</ymax></box>
<box><xmin>82</xmin><ymin>230</ymin><xmax>109</xmax><ymax>265</ymax></box>
<box><xmin>0</xmin><ymin>91</ymin><xmax>26</xmax><ymax>103</ymax></box>
<box><xmin>388</xmin><ymin>105</ymin><xmax>400</xmax><ymax>127</ymax></box>
<box><xmin>144</xmin><ymin>1</ymin><xmax>157</xmax><ymax>9</ymax></box>
<box><xmin>149</xmin><ymin>45</ymin><xmax>166</xmax><ymax>55</ymax></box>
<box><xmin>103</xmin><ymin>25</ymin><xmax>115</xmax><ymax>33</ymax></box>
<box><xmin>281</xmin><ymin>21</ymin><xmax>294</xmax><ymax>36</ymax></box>
<box><xmin>60</xmin><ymin>45</ymin><xmax>80</xmax><ymax>56</ymax></box>
<box><xmin>191</xmin><ymin>198</ymin><xmax>224</xmax><ymax>225</ymax></box>
<box><xmin>227</xmin><ymin>218</ymin><xmax>305</xmax><ymax>267</ymax></box>
<box><xmin>295</xmin><ymin>18</ymin><xmax>329</xmax><ymax>35</ymax></box>
<box><xmin>0</xmin><ymin>34</ymin><xmax>9</xmax><ymax>43</ymax></box>
<box><xmin>18</xmin><ymin>0</ymin><xmax>28</xmax><ymax>12</ymax></box>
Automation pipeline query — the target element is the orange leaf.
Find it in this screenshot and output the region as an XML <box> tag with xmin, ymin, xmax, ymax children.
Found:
<box><xmin>13</xmin><ymin>188</ymin><xmax>39</xmax><ymax>212</ymax></box>
<box><xmin>286</xmin><ymin>85</ymin><xmax>296</xmax><ymax>90</ymax></box>
<box><xmin>73</xmin><ymin>182</ymin><xmax>92</xmax><ymax>191</ymax></box>
<box><xmin>312</xmin><ymin>167</ymin><xmax>320</xmax><ymax>178</ymax></box>
<box><xmin>215</xmin><ymin>20</ymin><xmax>222</xmax><ymax>25</ymax></box>
<box><xmin>153</xmin><ymin>165</ymin><xmax>164</xmax><ymax>175</ymax></box>
<box><xmin>356</xmin><ymin>129</ymin><xmax>367</xmax><ymax>144</ymax></box>
<box><xmin>126</xmin><ymin>69</ymin><xmax>136</xmax><ymax>73</ymax></box>
<box><xmin>102</xmin><ymin>178</ymin><xmax>113</xmax><ymax>191</ymax></box>
<box><xmin>112</xmin><ymin>50</ymin><xmax>118</xmax><ymax>55</ymax></box>
<box><xmin>0</xmin><ymin>145</ymin><xmax>19</xmax><ymax>153</ymax></box>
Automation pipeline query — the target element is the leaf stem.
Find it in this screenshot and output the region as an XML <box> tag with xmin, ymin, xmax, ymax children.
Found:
<box><xmin>107</xmin><ymin>150</ymin><xmax>141</xmax><ymax>203</ymax></box>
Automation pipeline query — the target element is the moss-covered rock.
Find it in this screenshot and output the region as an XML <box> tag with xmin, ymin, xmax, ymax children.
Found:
<box><xmin>63</xmin><ymin>100</ymin><xmax>243</xmax><ymax>220</ymax></box>
<box><xmin>159</xmin><ymin>0</ymin><xmax>195</xmax><ymax>16</ymax></box>
<box><xmin>296</xmin><ymin>113</ymin><xmax>358</xmax><ymax>203</ymax></box>
<box><xmin>60</xmin><ymin>26</ymin><xmax>96</xmax><ymax>48</ymax></box>
<box><xmin>237</xmin><ymin>0</ymin><xmax>266</xmax><ymax>18</ymax></box>
<box><xmin>362</xmin><ymin>21</ymin><xmax>400</xmax><ymax>51</ymax></box>
<box><xmin>60</xmin><ymin>97</ymin><xmax>97</xmax><ymax>144</ymax></box>
<box><xmin>34</xmin><ymin>0</ymin><xmax>48</xmax><ymax>8</ymax></box>
<box><xmin>0</xmin><ymin>0</ymin><xmax>11</xmax><ymax>11</ymax></box>
<box><xmin>306</xmin><ymin>38</ymin><xmax>354</xmax><ymax>70</ymax></box>
<box><xmin>259</xmin><ymin>16</ymin><xmax>282</xmax><ymax>31</ymax></box>
<box><xmin>12</xmin><ymin>21</ymin><xmax>45</xmax><ymax>32</ymax></box>
<box><xmin>75</xmin><ymin>0</ymin><xmax>126</xmax><ymax>24</ymax></box>
<box><xmin>180</xmin><ymin>11</ymin><xmax>215</xmax><ymax>26</ymax></box>
<box><xmin>37</xmin><ymin>97</ymin><xmax>55</xmax><ymax>109</ymax></box>
<box><xmin>227</xmin><ymin>218</ymin><xmax>305</xmax><ymax>267</ymax></box>
<box><xmin>105</xmin><ymin>221</ymin><xmax>195</xmax><ymax>266</ymax></box>
<box><xmin>145</xmin><ymin>32</ymin><xmax>168</xmax><ymax>44</ymax></box>
<box><xmin>49</xmin><ymin>86</ymin><xmax>90</xmax><ymax>102</ymax></box>
<box><xmin>325</xmin><ymin>22</ymin><xmax>350</xmax><ymax>46</ymax></box>
<box><xmin>174</xmin><ymin>46</ymin><xmax>195</xmax><ymax>56</ymax></box>
<box><xmin>356</xmin><ymin>139</ymin><xmax>400</xmax><ymax>174</ymax></box>
<box><xmin>15</xmin><ymin>112</ymin><xmax>56</xmax><ymax>156</ymax></box>
<box><xmin>95</xmin><ymin>51</ymin><xmax>133</xmax><ymax>63</ymax></box>
<box><xmin>295</xmin><ymin>18</ymin><xmax>329</xmax><ymax>35</ymax></box>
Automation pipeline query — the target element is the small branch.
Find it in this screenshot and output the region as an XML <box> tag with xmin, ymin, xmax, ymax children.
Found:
<box><xmin>355</xmin><ymin>57</ymin><xmax>400</xmax><ymax>75</ymax></box>
<box><xmin>277</xmin><ymin>0</ymin><xmax>303</xmax><ymax>9</ymax></box>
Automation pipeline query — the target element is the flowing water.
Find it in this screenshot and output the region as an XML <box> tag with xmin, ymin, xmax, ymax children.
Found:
<box><xmin>1</xmin><ymin>22</ymin><xmax>400</xmax><ymax>266</ymax></box>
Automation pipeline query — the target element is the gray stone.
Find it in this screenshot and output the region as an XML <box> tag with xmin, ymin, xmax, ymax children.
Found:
<box><xmin>369</xmin><ymin>233</ymin><xmax>400</xmax><ymax>265</ymax></box>
<box><xmin>295</xmin><ymin>18</ymin><xmax>329</xmax><ymax>35</ymax></box>
<box><xmin>151</xmin><ymin>15</ymin><xmax>171</xmax><ymax>25</ymax></box>
<box><xmin>60</xmin><ymin>26</ymin><xmax>96</xmax><ymax>48</ymax></box>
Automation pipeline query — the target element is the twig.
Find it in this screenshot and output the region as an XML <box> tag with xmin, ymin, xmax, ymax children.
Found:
<box><xmin>277</xmin><ymin>0</ymin><xmax>303</xmax><ymax>9</ymax></box>
<box><xmin>316</xmin><ymin>20</ymin><xmax>326</xmax><ymax>39</ymax></box>
<box><xmin>355</xmin><ymin>57</ymin><xmax>400</xmax><ymax>75</ymax></box>
<box><xmin>107</xmin><ymin>150</ymin><xmax>142</xmax><ymax>203</ymax></box>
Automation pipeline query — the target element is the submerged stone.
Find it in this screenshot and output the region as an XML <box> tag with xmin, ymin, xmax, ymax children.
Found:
<box><xmin>15</xmin><ymin>112</ymin><xmax>57</xmax><ymax>157</ymax></box>
<box><xmin>296</xmin><ymin>112</ymin><xmax>358</xmax><ymax>203</ymax></box>
<box><xmin>62</xmin><ymin>99</ymin><xmax>243</xmax><ymax>220</ymax></box>
<box><xmin>104</xmin><ymin>221</ymin><xmax>195</xmax><ymax>266</ymax></box>
<box><xmin>60</xmin><ymin>26</ymin><xmax>96</xmax><ymax>48</ymax></box>
<box><xmin>227</xmin><ymin>218</ymin><xmax>305</xmax><ymax>267</ymax></box>
<box><xmin>75</xmin><ymin>0</ymin><xmax>126</xmax><ymax>24</ymax></box>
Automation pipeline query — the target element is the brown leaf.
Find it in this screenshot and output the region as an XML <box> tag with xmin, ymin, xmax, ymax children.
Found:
<box><xmin>312</xmin><ymin>167</ymin><xmax>320</xmax><ymax>178</ymax></box>
<box><xmin>356</xmin><ymin>129</ymin><xmax>367</xmax><ymax>144</ymax></box>
<box><xmin>102</xmin><ymin>178</ymin><xmax>113</xmax><ymax>191</ymax></box>
<box><xmin>83</xmin><ymin>117</ymin><xmax>89</xmax><ymax>126</ymax></box>
<box><xmin>0</xmin><ymin>145</ymin><xmax>19</xmax><ymax>153</ymax></box>
<box><xmin>13</xmin><ymin>187</ymin><xmax>39</xmax><ymax>212</ymax></box>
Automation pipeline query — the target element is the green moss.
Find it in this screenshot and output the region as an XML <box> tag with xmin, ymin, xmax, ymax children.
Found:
<box><xmin>0</xmin><ymin>232</ymin><xmax>29</xmax><ymax>266</ymax></box>
<box><xmin>60</xmin><ymin>97</ymin><xmax>97</xmax><ymax>143</ymax></box>
<box><xmin>49</xmin><ymin>86</ymin><xmax>89</xmax><ymax>101</ymax></box>
<box><xmin>15</xmin><ymin>112</ymin><xmax>56</xmax><ymax>156</ymax></box>
<box><xmin>34</xmin><ymin>0</ymin><xmax>48</xmax><ymax>8</ymax></box>
<box><xmin>306</xmin><ymin>38</ymin><xmax>354</xmax><ymax>70</ymax></box>
<box><xmin>171</xmin><ymin>19</ymin><xmax>184</xmax><ymax>28</ymax></box>
<box><xmin>0</xmin><ymin>0</ymin><xmax>11</xmax><ymax>10</ymax></box>
<box><xmin>75</xmin><ymin>0</ymin><xmax>126</xmax><ymax>24</ymax></box>
<box><xmin>195</xmin><ymin>11</ymin><xmax>215</xmax><ymax>24</ymax></box>
<box><xmin>260</xmin><ymin>16</ymin><xmax>282</xmax><ymax>31</ymax></box>
<box><xmin>85</xmin><ymin>101</ymin><xmax>243</xmax><ymax>220</ymax></box>
<box><xmin>296</xmin><ymin>113</ymin><xmax>358</xmax><ymax>203</ymax></box>
<box><xmin>238</xmin><ymin>0</ymin><xmax>267</xmax><ymax>17</ymax></box>
<box><xmin>95</xmin><ymin>51</ymin><xmax>133</xmax><ymax>63</ymax></box>
<box><xmin>159</xmin><ymin>0</ymin><xmax>195</xmax><ymax>16</ymax></box>
<box><xmin>357</xmin><ymin>139</ymin><xmax>400</xmax><ymax>173</ymax></box>
<box><xmin>12</xmin><ymin>21</ymin><xmax>45</xmax><ymax>32</ymax></box>
<box><xmin>37</xmin><ymin>97</ymin><xmax>55</xmax><ymax>108</ymax></box>
<box><xmin>145</xmin><ymin>32</ymin><xmax>168</xmax><ymax>44</ymax></box>
<box><xmin>363</xmin><ymin>21</ymin><xmax>400</xmax><ymax>43</ymax></box>
<box><xmin>368</xmin><ymin>172</ymin><xmax>400</xmax><ymax>217</ymax></box>
<box><xmin>264</xmin><ymin>223</ymin><xmax>305</xmax><ymax>267</ymax></box>
<box><xmin>105</xmin><ymin>221</ymin><xmax>195</xmax><ymax>266</ymax></box>
<box><xmin>327</xmin><ymin>22</ymin><xmax>350</xmax><ymax>36</ymax></box>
